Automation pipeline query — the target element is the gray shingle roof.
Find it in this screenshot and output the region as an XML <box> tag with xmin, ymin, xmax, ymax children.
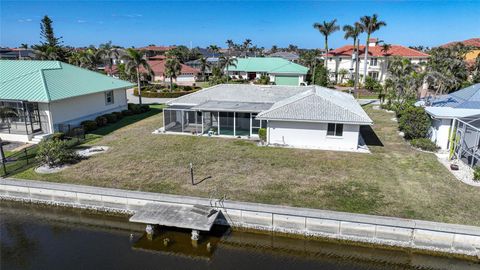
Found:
<box><xmin>256</xmin><ymin>87</ymin><xmax>373</xmax><ymax>124</ymax></box>
<box><xmin>167</xmin><ymin>84</ymin><xmax>372</xmax><ymax>125</ymax></box>
<box><xmin>429</xmin><ymin>83</ymin><xmax>480</xmax><ymax>109</ymax></box>
<box><xmin>167</xmin><ymin>84</ymin><xmax>309</xmax><ymax>106</ymax></box>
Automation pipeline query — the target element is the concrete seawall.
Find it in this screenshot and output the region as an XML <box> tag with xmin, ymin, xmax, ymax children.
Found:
<box><xmin>1</xmin><ymin>178</ymin><xmax>479</xmax><ymax>258</ymax></box>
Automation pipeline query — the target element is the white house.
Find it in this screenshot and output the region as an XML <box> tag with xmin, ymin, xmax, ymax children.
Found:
<box><xmin>0</xmin><ymin>60</ymin><xmax>134</xmax><ymax>143</ymax></box>
<box><xmin>326</xmin><ymin>38</ymin><xmax>429</xmax><ymax>83</ymax></box>
<box><xmin>161</xmin><ymin>84</ymin><xmax>373</xmax><ymax>151</ymax></box>
<box><xmin>226</xmin><ymin>57</ymin><xmax>309</xmax><ymax>86</ymax></box>
<box><xmin>422</xmin><ymin>83</ymin><xmax>480</xmax><ymax>150</ymax></box>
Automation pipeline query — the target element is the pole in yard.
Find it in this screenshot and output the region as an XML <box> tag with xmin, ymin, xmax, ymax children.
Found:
<box><xmin>24</xmin><ymin>148</ymin><xmax>29</xmax><ymax>164</ymax></box>
<box><xmin>0</xmin><ymin>139</ymin><xmax>6</xmax><ymax>175</ymax></box>
<box><xmin>190</xmin><ymin>162</ymin><xmax>194</xmax><ymax>185</ymax></box>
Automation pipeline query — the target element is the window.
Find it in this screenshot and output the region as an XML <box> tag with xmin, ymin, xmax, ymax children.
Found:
<box><xmin>105</xmin><ymin>90</ymin><xmax>114</xmax><ymax>105</ymax></box>
<box><xmin>327</xmin><ymin>123</ymin><xmax>343</xmax><ymax>137</ymax></box>
<box><xmin>368</xmin><ymin>71</ymin><xmax>379</xmax><ymax>80</ymax></box>
<box><xmin>370</xmin><ymin>58</ymin><xmax>378</xmax><ymax>66</ymax></box>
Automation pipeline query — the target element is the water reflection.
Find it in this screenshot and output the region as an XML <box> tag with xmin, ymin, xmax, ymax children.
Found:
<box><xmin>1</xmin><ymin>201</ymin><xmax>479</xmax><ymax>270</ymax></box>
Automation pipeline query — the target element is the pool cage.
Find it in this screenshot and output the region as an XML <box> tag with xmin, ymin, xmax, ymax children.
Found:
<box><xmin>163</xmin><ymin>107</ymin><xmax>267</xmax><ymax>137</ymax></box>
<box><xmin>450</xmin><ymin>115</ymin><xmax>480</xmax><ymax>168</ymax></box>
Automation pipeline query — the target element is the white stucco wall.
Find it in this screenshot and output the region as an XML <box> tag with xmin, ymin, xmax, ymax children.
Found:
<box><xmin>267</xmin><ymin>120</ymin><xmax>360</xmax><ymax>151</ymax></box>
<box><xmin>326</xmin><ymin>56</ymin><xmax>427</xmax><ymax>84</ymax></box>
<box><xmin>429</xmin><ymin>118</ymin><xmax>452</xmax><ymax>150</ymax></box>
<box><xmin>49</xmin><ymin>89</ymin><xmax>128</xmax><ymax>129</ymax></box>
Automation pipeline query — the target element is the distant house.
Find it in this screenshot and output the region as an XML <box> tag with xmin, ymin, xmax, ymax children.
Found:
<box><xmin>185</xmin><ymin>57</ymin><xmax>219</xmax><ymax>77</ymax></box>
<box><xmin>142</xmin><ymin>60</ymin><xmax>200</xmax><ymax>86</ymax></box>
<box><xmin>268</xmin><ymin>51</ymin><xmax>300</xmax><ymax>62</ymax></box>
<box><xmin>327</xmin><ymin>38</ymin><xmax>429</xmax><ymax>83</ymax></box>
<box><xmin>226</xmin><ymin>57</ymin><xmax>309</xmax><ymax>86</ymax></box>
<box><xmin>161</xmin><ymin>84</ymin><xmax>372</xmax><ymax>151</ymax></box>
<box><xmin>0</xmin><ymin>48</ymin><xmax>35</xmax><ymax>60</ymax></box>
<box><xmin>440</xmin><ymin>38</ymin><xmax>480</xmax><ymax>66</ymax></box>
<box><xmin>138</xmin><ymin>45</ymin><xmax>175</xmax><ymax>58</ymax></box>
<box><xmin>0</xmin><ymin>60</ymin><xmax>134</xmax><ymax>143</ymax></box>
<box><xmin>422</xmin><ymin>83</ymin><xmax>480</xmax><ymax>150</ymax></box>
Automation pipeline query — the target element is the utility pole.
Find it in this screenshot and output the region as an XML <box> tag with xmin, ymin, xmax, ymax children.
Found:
<box><xmin>354</xmin><ymin>38</ymin><xmax>361</xmax><ymax>99</ymax></box>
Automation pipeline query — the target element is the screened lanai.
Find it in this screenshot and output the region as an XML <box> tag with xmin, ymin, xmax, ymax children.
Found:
<box><xmin>450</xmin><ymin>114</ymin><xmax>480</xmax><ymax>168</ymax></box>
<box><xmin>163</xmin><ymin>101</ymin><xmax>269</xmax><ymax>137</ymax></box>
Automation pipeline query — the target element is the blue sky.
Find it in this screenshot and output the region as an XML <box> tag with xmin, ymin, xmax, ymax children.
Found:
<box><xmin>1</xmin><ymin>0</ymin><xmax>479</xmax><ymax>49</ymax></box>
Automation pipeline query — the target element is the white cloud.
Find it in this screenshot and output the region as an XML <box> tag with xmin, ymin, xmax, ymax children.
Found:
<box><xmin>18</xmin><ymin>18</ymin><xmax>32</xmax><ymax>23</ymax></box>
<box><xmin>77</xmin><ymin>20</ymin><xmax>87</xmax><ymax>23</ymax></box>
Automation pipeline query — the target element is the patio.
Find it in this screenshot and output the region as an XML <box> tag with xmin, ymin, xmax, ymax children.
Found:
<box><xmin>450</xmin><ymin>114</ymin><xmax>480</xmax><ymax>168</ymax></box>
<box><xmin>0</xmin><ymin>100</ymin><xmax>47</xmax><ymax>136</ymax></box>
<box><xmin>162</xmin><ymin>104</ymin><xmax>267</xmax><ymax>137</ymax></box>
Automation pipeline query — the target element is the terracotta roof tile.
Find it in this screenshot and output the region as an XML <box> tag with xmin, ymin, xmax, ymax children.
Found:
<box><xmin>327</xmin><ymin>45</ymin><xmax>429</xmax><ymax>58</ymax></box>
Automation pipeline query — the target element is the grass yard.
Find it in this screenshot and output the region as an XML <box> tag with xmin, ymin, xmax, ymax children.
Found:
<box><xmin>12</xmin><ymin>105</ymin><xmax>480</xmax><ymax>226</ymax></box>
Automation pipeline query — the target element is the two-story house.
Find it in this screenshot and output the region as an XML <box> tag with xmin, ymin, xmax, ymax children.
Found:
<box><xmin>326</xmin><ymin>38</ymin><xmax>429</xmax><ymax>84</ymax></box>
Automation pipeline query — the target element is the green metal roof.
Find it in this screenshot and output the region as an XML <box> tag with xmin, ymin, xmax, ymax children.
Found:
<box><xmin>0</xmin><ymin>60</ymin><xmax>135</xmax><ymax>102</ymax></box>
<box><xmin>228</xmin><ymin>57</ymin><xmax>308</xmax><ymax>74</ymax></box>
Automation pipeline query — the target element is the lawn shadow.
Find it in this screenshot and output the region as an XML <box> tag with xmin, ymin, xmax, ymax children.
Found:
<box><xmin>360</xmin><ymin>125</ymin><xmax>383</xmax><ymax>147</ymax></box>
<box><xmin>90</xmin><ymin>106</ymin><xmax>163</xmax><ymax>136</ymax></box>
<box><xmin>193</xmin><ymin>176</ymin><xmax>212</xmax><ymax>186</ymax></box>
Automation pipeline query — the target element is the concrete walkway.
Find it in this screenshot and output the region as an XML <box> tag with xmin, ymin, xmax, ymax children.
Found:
<box><xmin>126</xmin><ymin>88</ymin><xmax>173</xmax><ymax>104</ymax></box>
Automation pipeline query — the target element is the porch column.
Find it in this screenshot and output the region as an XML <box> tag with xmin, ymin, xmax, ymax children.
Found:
<box><xmin>218</xmin><ymin>112</ymin><xmax>220</xmax><ymax>135</ymax></box>
<box><xmin>448</xmin><ymin>118</ymin><xmax>456</xmax><ymax>150</ymax></box>
<box><xmin>233</xmin><ymin>112</ymin><xmax>236</xmax><ymax>136</ymax></box>
<box><xmin>250</xmin><ymin>113</ymin><xmax>252</xmax><ymax>137</ymax></box>
<box><xmin>201</xmin><ymin>112</ymin><xmax>204</xmax><ymax>134</ymax></box>
<box><xmin>181</xmin><ymin>110</ymin><xmax>184</xmax><ymax>133</ymax></box>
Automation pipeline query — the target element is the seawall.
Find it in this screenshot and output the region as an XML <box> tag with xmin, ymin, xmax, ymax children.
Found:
<box><xmin>1</xmin><ymin>178</ymin><xmax>479</xmax><ymax>258</ymax></box>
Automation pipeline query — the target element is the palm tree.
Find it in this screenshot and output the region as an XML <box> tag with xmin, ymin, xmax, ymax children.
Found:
<box><xmin>380</xmin><ymin>43</ymin><xmax>392</xmax><ymax>82</ymax></box>
<box><xmin>68</xmin><ymin>50</ymin><xmax>83</xmax><ymax>66</ymax></box>
<box><xmin>338</xmin><ymin>68</ymin><xmax>349</xmax><ymax>84</ymax></box>
<box><xmin>99</xmin><ymin>41</ymin><xmax>120</xmax><ymax>71</ymax></box>
<box><xmin>226</xmin><ymin>39</ymin><xmax>235</xmax><ymax>56</ymax></box>
<box><xmin>164</xmin><ymin>57</ymin><xmax>182</xmax><ymax>91</ymax></box>
<box><xmin>359</xmin><ymin>14</ymin><xmax>387</xmax><ymax>82</ymax></box>
<box><xmin>199</xmin><ymin>57</ymin><xmax>211</xmax><ymax>81</ymax></box>
<box><xmin>242</xmin><ymin>39</ymin><xmax>252</xmax><ymax>57</ymax></box>
<box><xmin>121</xmin><ymin>48</ymin><xmax>153</xmax><ymax>104</ymax></box>
<box><xmin>313</xmin><ymin>19</ymin><xmax>340</xmax><ymax>84</ymax></box>
<box><xmin>270</xmin><ymin>45</ymin><xmax>278</xmax><ymax>53</ymax></box>
<box><xmin>313</xmin><ymin>19</ymin><xmax>340</xmax><ymax>70</ymax></box>
<box><xmin>343</xmin><ymin>22</ymin><xmax>363</xmax><ymax>79</ymax></box>
<box><xmin>34</xmin><ymin>46</ymin><xmax>60</xmax><ymax>60</ymax></box>
<box><xmin>80</xmin><ymin>48</ymin><xmax>103</xmax><ymax>70</ymax></box>
<box><xmin>219</xmin><ymin>56</ymin><xmax>238</xmax><ymax>83</ymax></box>
<box><xmin>207</xmin><ymin>45</ymin><xmax>220</xmax><ymax>58</ymax></box>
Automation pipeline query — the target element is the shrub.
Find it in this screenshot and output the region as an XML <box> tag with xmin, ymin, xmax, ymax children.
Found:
<box><xmin>140</xmin><ymin>104</ymin><xmax>150</xmax><ymax>112</ymax></box>
<box><xmin>122</xmin><ymin>109</ymin><xmax>134</xmax><ymax>116</ymax></box>
<box><xmin>36</xmin><ymin>139</ymin><xmax>81</xmax><ymax>168</ymax></box>
<box><xmin>474</xmin><ymin>167</ymin><xmax>480</xmax><ymax>181</ymax></box>
<box><xmin>312</xmin><ymin>65</ymin><xmax>329</xmax><ymax>87</ymax></box>
<box><xmin>364</xmin><ymin>76</ymin><xmax>382</xmax><ymax>92</ymax></box>
<box><xmin>128</xmin><ymin>103</ymin><xmax>143</xmax><ymax>114</ymax></box>
<box><xmin>398</xmin><ymin>106</ymin><xmax>431</xmax><ymax>140</ymax></box>
<box><xmin>410</xmin><ymin>138</ymin><xmax>439</xmax><ymax>152</ymax></box>
<box><xmin>133</xmin><ymin>88</ymin><xmax>198</xmax><ymax>98</ymax></box>
<box><xmin>258</xmin><ymin>128</ymin><xmax>267</xmax><ymax>141</ymax></box>
<box><xmin>113</xmin><ymin>111</ymin><xmax>124</xmax><ymax>120</ymax></box>
<box><xmin>95</xmin><ymin>116</ymin><xmax>108</xmax><ymax>127</ymax></box>
<box><xmin>104</xmin><ymin>113</ymin><xmax>118</xmax><ymax>123</ymax></box>
<box><xmin>81</xmin><ymin>120</ymin><xmax>97</xmax><ymax>132</ymax></box>
<box><xmin>51</xmin><ymin>132</ymin><xmax>65</xmax><ymax>141</ymax></box>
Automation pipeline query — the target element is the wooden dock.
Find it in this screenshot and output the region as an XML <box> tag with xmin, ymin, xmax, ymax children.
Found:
<box><xmin>129</xmin><ymin>203</ymin><xmax>220</xmax><ymax>233</ymax></box>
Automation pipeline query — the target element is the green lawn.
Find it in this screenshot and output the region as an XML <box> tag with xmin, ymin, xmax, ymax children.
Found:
<box><xmin>12</xmin><ymin>105</ymin><xmax>480</xmax><ymax>226</ymax></box>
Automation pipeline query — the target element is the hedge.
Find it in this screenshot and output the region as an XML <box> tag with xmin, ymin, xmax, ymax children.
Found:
<box><xmin>258</xmin><ymin>128</ymin><xmax>267</xmax><ymax>141</ymax></box>
<box><xmin>410</xmin><ymin>138</ymin><xmax>438</xmax><ymax>152</ymax></box>
<box><xmin>133</xmin><ymin>88</ymin><xmax>197</xmax><ymax>98</ymax></box>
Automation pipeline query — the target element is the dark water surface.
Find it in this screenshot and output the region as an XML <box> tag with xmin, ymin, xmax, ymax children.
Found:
<box><xmin>1</xmin><ymin>201</ymin><xmax>478</xmax><ymax>270</ymax></box>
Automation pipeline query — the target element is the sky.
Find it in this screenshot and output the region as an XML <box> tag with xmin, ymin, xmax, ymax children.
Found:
<box><xmin>1</xmin><ymin>0</ymin><xmax>479</xmax><ymax>49</ymax></box>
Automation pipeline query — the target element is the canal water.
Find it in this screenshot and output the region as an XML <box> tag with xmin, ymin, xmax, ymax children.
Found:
<box><xmin>1</xmin><ymin>201</ymin><xmax>479</xmax><ymax>270</ymax></box>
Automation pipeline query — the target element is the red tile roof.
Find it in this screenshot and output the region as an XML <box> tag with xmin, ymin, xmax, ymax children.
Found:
<box><xmin>148</xmin><ymin>55</ymin><xmax>167</xmax><ymax>60</ymax></box>
<box><xmin>138</xmin><ymin>45</ymin><xmax>175</xmax><ymax>51</ymax></box>
<box><xmin>440</xmin><ymin>38</ymin><xmax>480</xmax><ymax>48</ymax></box>
<box><xmin>327</xmin><ymin>44</ymin><xmax>429</xmax><ymax>58</ymax></box>
<box><xmin>140</xmin><ymin>60</ymin><xmax>200</xmax><ymax>75</ymax></box>
<box><xmin>105</xmin><ymin>60</ymin><xmax>200</xmax><ymax>76</ymax></box>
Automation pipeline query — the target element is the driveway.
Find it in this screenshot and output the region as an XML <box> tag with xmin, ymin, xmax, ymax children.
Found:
<box><xmin>126</xmin><ymin>88</ymin><xmax>173</xmax><ymax>104</ymax></box>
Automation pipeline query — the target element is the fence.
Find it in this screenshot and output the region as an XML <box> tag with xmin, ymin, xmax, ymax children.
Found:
<box><xmin>0</xmin><ymin>130</ymin><xmax>86</xmax><ymax>177</ymax></box>
<box><xmin>0</xmin><ymin>144</ymin><xmax>38</xmax><ymax>177</ymax></box>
